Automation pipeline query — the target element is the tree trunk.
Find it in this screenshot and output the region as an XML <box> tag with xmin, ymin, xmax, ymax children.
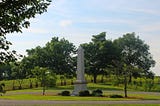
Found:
<box><xmin>124</xmin><ymin>74</ymin><xmax>127</xmax><ymax>98</ymax></box>
<box><xmin>29</xmin><ymin>79</ymin><xmax>33</xmax><ymax>88</ymax></box>
<box><xmin>12</xmin><ymin>80</ymin><xmax>15</xmax><ymax>90</ymax></box>
<box><xmin>101</xmin><ymin>75</ymin><xmax>104</xmax><ymax>83</ymax></box>
<box><xmin>61</xmin><ymin>80</ymin><xmax>63</xmax><ymax>86</ymax></box>
<box><xmin>128</xmin><ymin>74</ymin><xmax>132</xmax><ymax>84</ymax></box>
<box><xmin>35</xmin><ymin>79</ymin><xmax>39</xmax><ymax>88</ymax></box>
<box><xmin>93</xmin><ymin>74</ymin><xmax>97</xmax><ymax>83</ymax></box>
<box><xmin>18</xmin><ymin>79</ymin><xmax>23</xmax><ymax>89</ymax></box>
<box><xmin>43</xmin><ymin>85</ymin><xmax>45</xmax><ymax>95</ymax></box>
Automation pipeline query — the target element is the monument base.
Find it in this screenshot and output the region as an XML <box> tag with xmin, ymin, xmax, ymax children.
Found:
<box><xmin>71</xmin><ymin>81</ymin><xmax>87</xmax><ymax>96</ymax></box>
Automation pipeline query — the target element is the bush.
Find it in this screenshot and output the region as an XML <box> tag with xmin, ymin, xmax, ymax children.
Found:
<box><xmin>92</xmin><ymin>89</ymin><xmax>103</xmax><ymax>97</ymax></box>
<box><xmin>0</xmin><ymin>83</ymin><xmax>6</xmax><ymax>96</ymax></box>
<box><xmin>61</xmin><ymin>91</ymin><xmax>70</xmax><ymax>96</ymax></box>
<box><xmin>79</xmin><ymin>90</ymin><xmax>90</xmax><ymax>96</ymax></box>
<box><xmin>46</xmin><ymin>75</ymin><xmax>57</xmax><ymax>87</ymax></box>
<box><xmin>109</xmin><ymin>94</ymin><xmax>123</xmax><ymax>98</ymax></box>
<box><xmin>143</xmin><ymin>79</ymin><xmax>154</xmax><ymax>92</ymax></box>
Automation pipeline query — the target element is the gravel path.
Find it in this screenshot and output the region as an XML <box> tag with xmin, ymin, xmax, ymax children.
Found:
<box><xmin>0</xmin><ymin>100</ymin><xmax>160</xmax><ymax>106</ymax></box>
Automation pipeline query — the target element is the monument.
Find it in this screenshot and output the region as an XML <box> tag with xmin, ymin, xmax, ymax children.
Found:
<box><xmin>72</xmin><ymin>46</ymin><xmax>87</xmax><ymax>96</ymax></box>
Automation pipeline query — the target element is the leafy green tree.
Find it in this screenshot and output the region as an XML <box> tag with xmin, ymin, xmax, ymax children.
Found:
<box><xmin>82</xmin><ymin>32</ymin><xmax>117</xmax><ymax>83</ymax></box>
<box><xmin>0</xmin><ymin>83</ymin><xmax>5</xmax><ymax>96</ymax></box>
<box><xmin>0</xmin><ymin>63</ymin><xmax>11</xmax><ymax>80</ymax></box>
<box><xmin>114</xmin><ymin>32</ymin><xmax>155</xmax><ymax>82</ymax></box>
<box><xmin>20</xmin><ymin>56</ymin><xmax>36</xmax><ymax>88</ymax></box>
<box><xmin>11</xmin><ymin>62</ymin><xmax>27</xmax><ymax>89</ymax></box>
<box><xmin>0</xmin><ymin>0</ymin><xmax>51</xmax><ymax>36</ymax></box>
<box><xmin>0</xmin><ymin>0</ymin><xmax>51</xmax><ymax>70</ymax></box>
<box><xmin>26</xmin><ymin>37</ymin><xmax>76</xmax><ymax>77</ymax></box>
<box><xmin>31</xmin><ymin>66</ymin><xmax>56</xmax><ymax>95</ymax></box>
<box><xmin>0</xmin><ymin>36</ymin><xmax>17</xmax><ymax>64</ymax></box>
<box><xmin>113</xmin><ymin>32</ymin><xmax>155</xmax><ymax>97</ymax></box>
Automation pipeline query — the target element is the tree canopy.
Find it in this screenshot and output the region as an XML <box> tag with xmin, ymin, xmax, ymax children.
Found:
<box><xmin>25</xmin><ymin>37</ymin><xmax>76</xmax><ymax>76</ymax></box>
<box><xmin>0</xmin><ymin>0</ymin><xmax>52</xmax><ymax>65</ymax></box>
<box><xmin>0</xmin><ymin>0</ymin><xmax>51</xmax><ymax>36</ymax></box>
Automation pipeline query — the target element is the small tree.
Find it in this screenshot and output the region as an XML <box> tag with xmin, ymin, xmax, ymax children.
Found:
<box><xmin>31</xmin><ymin>66</ymin><xmax>56</xmax><ymax>95</ymax></box>
<box><xmin>11</xmin><ymin>62</ymin><xmax>27</xmax><ymax>89</ymax></box>
<box><xmin>0</xmin><ymin>83</ymin><xmax>6</xmax><ymax>96</ymax></box>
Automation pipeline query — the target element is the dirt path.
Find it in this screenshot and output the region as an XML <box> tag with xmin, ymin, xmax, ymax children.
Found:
<box><xmin>0</xmin><ymin>100</ymin><xmax>160</xmax><ymax>105</ymax></box>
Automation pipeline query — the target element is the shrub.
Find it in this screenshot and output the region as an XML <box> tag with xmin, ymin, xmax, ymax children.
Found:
<box><xmin>79</xmin><ymin>90</ymin><xmax>90</xmax><ymax>96</ymax></box>
<box><xmin>0</xmin><ymin>83</ymin><xmax>6</xmax><ymax>96</ymax></box>
<box><xmin>143</xmin><ymin>79</ymin><xmax>154</xmax><ymax>92</ymax></box>
<box><xmin>109</xmin><ymin>94</ymin><xmax>123</xmax><ymax>98</ymax></box>
<box><xmin>61</xmin><ymin>91</ymin><xmax>70</xmax><ymax>96</ymax></box>
<box><xmin>46</xmin><ymin>75</ymin><xmax>57</xmax><ymax>87</ymax></box>
<box><xmin>92</xmin><ymin>89</ymin><xmax>103</xmax><ymax>97</ymax></box>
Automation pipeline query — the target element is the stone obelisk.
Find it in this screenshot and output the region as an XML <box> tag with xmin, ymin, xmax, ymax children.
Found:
<box><xmin>72</xmin><ymin>46</ymin><xmax>87</xmax><ymax>96</ymax></box>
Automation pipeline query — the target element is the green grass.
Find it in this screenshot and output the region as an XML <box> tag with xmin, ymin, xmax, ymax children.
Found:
<box><xmin>0</xmin><ymin>77</ymin><xmax>160</xmax><ymax>101</ymax></box>
<box><xmin>4</xmin><ymin>104</ymin><xmax>160</xmax><ymax>106</ymax></box>
<box><xmin>0</xmin><ymin>84</ymin><xmax>160</xmax><ymax>101</ymax></box>
<box><xmin>0</xmin><ymin>94</ymin><xmax>133</xmax><ymax>101</ymax></box>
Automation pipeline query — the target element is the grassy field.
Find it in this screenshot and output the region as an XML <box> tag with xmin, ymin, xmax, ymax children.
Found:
<box><xmin>0</xmin><ymin>77</ymin><xmax>159</xmax><ymax>106</ymax></box>
<box><xmin>3</xmin><ymin>104</ymin><xmax>160</xmax><ymax>106</ymax></box>
<box><xmin>0</xmin><ymin>83</ymin><xmax>160</xmax><ymax>101</ymax></box>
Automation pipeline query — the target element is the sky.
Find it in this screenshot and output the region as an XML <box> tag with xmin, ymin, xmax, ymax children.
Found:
<box><xmin>7</xmin><ymin>0</ymin><xmax>160</xmax><ymax>75</ymax></box>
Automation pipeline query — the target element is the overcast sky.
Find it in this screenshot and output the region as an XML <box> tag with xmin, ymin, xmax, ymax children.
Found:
<box><xmin>7</xmin><ymin>0</ymin><xmax>160</xmax><ymax>75</ymax></box>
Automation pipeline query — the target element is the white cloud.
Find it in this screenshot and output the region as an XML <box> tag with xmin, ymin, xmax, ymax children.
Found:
<box><xmin>23</xmin><ymin>28</ymin><xmax>50</xmax><ymax>34</ymax></box>
<box><xmin>127</xmin><ymin>8</ymin><xmax>160</xmax><ymax>16</ymax></box>
<box><xmin>59</xmin><ymin>20</ymin><xmax>73</xmax><ymax>27</ymax></box>
<box><xmin>137</xmin><ymin>23</ymin><xmax>160</xmax><ymax>33</ymax></box>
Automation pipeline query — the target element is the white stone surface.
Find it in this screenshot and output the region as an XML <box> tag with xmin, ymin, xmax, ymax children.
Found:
<box><xmin>72</xmin><ymin>46</ymin><xmax>87</xmax><ymax>96</ymax></box>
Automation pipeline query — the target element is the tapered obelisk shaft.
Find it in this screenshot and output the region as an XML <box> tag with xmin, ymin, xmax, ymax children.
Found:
<box><xmin>77</xmin><ymin>46</ymin><xmax>85</xmax><ymax>82</ymax></box>
<box><xmin>72</xmin><ymin>46</ymin><xmax>87</xmax><ymax>96</ymax></box>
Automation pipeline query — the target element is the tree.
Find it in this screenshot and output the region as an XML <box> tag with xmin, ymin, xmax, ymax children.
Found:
<box><xmin>0</xmin><ymin>0</ymin><xmax>51</xmax><ymax>36</ymax></box>
<box><xmin>20</xmin><ymin>56</ymin><xmax>36</xmax><ymax>88</ymax></box>
<box><xmin>113</xmin><ymin>32</ymin><xmax>155</xmax><ymax>97</ymax></box>
<box><xmin>11</xmin><ymin>62</ymin><xmax>27</xmax><ymax>89</ymax></box>
<box><xmin>82</xmin><ymin>32</ymin><xmax>117</xmax><ymax>83</ymax></box>
<box><xmin>0</xmin><ymin>0</ymin><xmax>51</xmax><ymax>69</ymax></box>
<box><xmin>31</xmin><ymin>66</ymin><xmax>56</xmax><ymax>95</ymax></box>
<box><xmin>0</xmin><ymin>36</ymin><xmax>17</xmax><ymax>64</ymax></box>
<box><xmin>0</xmin><ymin>83</ymin><xmax>5</xmax><ymax>96</ymax></box>
<box><xmin>26</xmin><ymin>37</ymin><xmax>76</xmax><ymax>76</ymax></box>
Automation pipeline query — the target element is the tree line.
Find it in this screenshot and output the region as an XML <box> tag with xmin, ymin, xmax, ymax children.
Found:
<box><xmin>0</xmin><ymin>32</ymin><xmax>156</xmax><ymax>97</ymax></box>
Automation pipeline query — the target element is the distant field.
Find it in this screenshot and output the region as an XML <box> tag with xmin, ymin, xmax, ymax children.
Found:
<box><xmin>1</xmin><ymin>76</ymin><xmax>160</xmax><ymax>92</ymax></box>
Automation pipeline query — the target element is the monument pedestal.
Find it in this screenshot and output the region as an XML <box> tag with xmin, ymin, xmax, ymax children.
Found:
<box><xmin>72</xmin><ymin>81</ymin><xmax>87</xmax><ymax>96</ymax></box>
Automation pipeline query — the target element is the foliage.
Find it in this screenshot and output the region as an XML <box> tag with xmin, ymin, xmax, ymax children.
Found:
<box><xmin>11</xmin><ymin>62</ymin><xmax>28</xmax><ymax>89</ymax></box>
<box><xmin>61</xmin><ymin>90</ymin><xmax>70</xmax><ymax>96</ymax></box>
<box><xmin>114</xmin><ymin>32</ymin><xmax>155</xmax><ymax>78</ymax></box>
<box><xmin>143</xmin><ymin>79</ymin><xmax>154</xmax><ymax>92</ymax></box>
<box><xmin>0</xmin><ymin>83</ymin><xmax>6</xmax><ymax>95</ymax></box>
<box><xmin>0</xmin><ymin>0</ymin><xmax>51</xmax><ymax>70</ymax></box>
<box><xmin>46</xmin><ymin>75</ymin><xmax>56</xmax><ymax>87</ymax></box>
<box><xmin>0</xmin><ymin>0</ymin><xmax>51</xmax><ymax>36</ymax></box>
<box><xmin>26</xmin><ymin>37</ymin><xmax>76</xmax><ymax>76</ymax></box>
<box><xmin>79</xmin><ymin>90</ymin><xmax>90</xmax><ymax>96</ymax></box>
<box><xmin>91</xmin><ymin>89</ymin><xmax>103</xmax><ymax>97</ymax></box>
<box><xmin>113</xmin><ymin>32</ymin><xmax>156</xmax><ymax>97</ymax></box>
<box><xmin>82</xmin><ymin>32</ymin><xmax>117</xmax><ymax>83</ymax></box>
<box><xmin>0</xmin><ymin>36</ymin><xmax>18</xmax><ymax>64</ymax></box>
<box><xmin>31</xmin><ymin>66</ymin><xmax>57</xmax><ymax>95</ymax></box>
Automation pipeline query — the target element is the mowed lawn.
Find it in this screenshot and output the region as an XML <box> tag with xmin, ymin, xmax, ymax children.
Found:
<box><xmin>0</xmin><ymin>83</ymin><xmax>160</xmax><ymax>101</ymax></box>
